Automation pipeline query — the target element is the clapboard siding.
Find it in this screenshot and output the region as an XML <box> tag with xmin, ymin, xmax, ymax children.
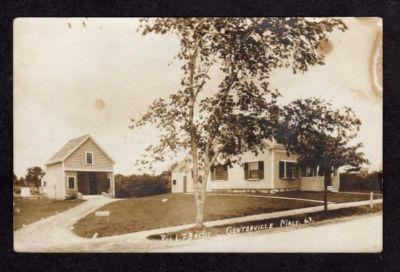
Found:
<box><xmin>64</xmin><ymin>138</ymin><xmax>113</xmax><ymax>170</ymax></box>
<box><xmin>44</xmin><ymin>163</ymin><xmax>64</xmax><ymax>199</ymax></box>
<box><xmin>300</xmin><ymin>177</ymin><xmax>324</xmax><ymax>191</ymax></box>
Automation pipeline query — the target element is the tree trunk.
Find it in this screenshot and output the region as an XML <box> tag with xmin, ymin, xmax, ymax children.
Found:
<box><xmin>323</xmin><ymin>172</ymin><xmax>331</xmax><ymax>211</ymax></box>
<box><xmin>194</xmin><ymin>156</ymin><xmax>211</xmax><ymax>228</ymax></box>
<box><xmin>191</xmin><ymin>140</ymin><xmax>202</xmax><ymax>227</ymax></box>
<box><xmin>195</xmin><ymin>200</ymin><xmax>205</xmax><ymax>228</ymax></box>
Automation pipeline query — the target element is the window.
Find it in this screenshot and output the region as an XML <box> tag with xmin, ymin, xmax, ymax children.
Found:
<box><xmin>300</xmin><ymin>166</ymin><xmax>322</xmax><ymax>177</ymax></box>
<box><xmin>43</xmin><ymin>181</ymin><xmax>46</xmax><ymax>187</ymax></box>
<box><xmin>244</xmin><ymin>161</ymin><xmax>264</xmax><ymax>180</ymax></box>
<box><xmin>172</xmin><ymin>179</ymin><xmax>176</xmax><ymax>185</ymax></box>
<box><xmin>211</xmin><ymin>165</ymin><xmax>228</xmax><ymax>181</ymax></box>
<box><xmin>279</xmin><ymin>161</ymin><xmax>299</xmax><ymax>179</ymax></box>
<box><xmin>86</xmin><ymin>152</ymin><xmax>93</xmax><ymax>165</ymax></box>
<box><xmin>68</xmin><ymin>176</ymin><xmax>75</xmax><ymax>189</ymax></box>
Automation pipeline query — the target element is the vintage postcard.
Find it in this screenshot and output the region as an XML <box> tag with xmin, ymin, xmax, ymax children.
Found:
<box><xmin>13</xmin><ymin>17</ymin><xmax>382</xmax><ymax>253</ymax></box>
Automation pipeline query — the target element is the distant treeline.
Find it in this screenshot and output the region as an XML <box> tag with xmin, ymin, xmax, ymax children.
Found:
<box><xmin>115</xmin><ymin>171</ymin><xmax>171</xmax><ymax>198</ymax></box>
<box><xmin>340</xmin><ymin>171</ymin><xmax>383</xmax><ymax>193</ymax></box>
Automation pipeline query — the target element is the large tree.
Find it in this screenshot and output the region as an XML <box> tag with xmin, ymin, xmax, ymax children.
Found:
<box><xmin>275</xmin><ymin>98</ymin><xmax>369</xmax><ymax>211</ymax></box>
<box><xmin>25</xmin><ymin>166</ymin><xmax>45</xmax><ymax>187</ymax></box>
<box><xmin>132</xmin><ymin>18</ymin><xmax>347</xmax><ymax>227</ymax></box>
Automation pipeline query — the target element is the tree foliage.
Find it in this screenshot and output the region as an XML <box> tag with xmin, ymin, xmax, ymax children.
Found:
<box><xmin>132</xmin><ymin>18</ymin><xmax>347</xmax><ymax>225</ymax></box>
<box><xmin>25</xmin><ymin>166</ymin><xmax>45</xmax><ymax>187</ymax></box>
<box><xmin>276</xmin><ymin>98</ymin><xmax>368</xmax><ymax>174</ymax></box>
<box><xmin>275</xmin><ymin>98</ymin><xmax>369</xmax><ymax>210</ymax></box>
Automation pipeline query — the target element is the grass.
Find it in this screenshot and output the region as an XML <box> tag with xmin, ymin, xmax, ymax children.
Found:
<box><xmin>73</xmin><ymin>190</ymin><xmax>383</xmax><ymax>238</ymax></box>
<box><xmin>242</xmin><ymin>190</ymin><xmax>382</xmax><ymax>203</ymax></box>
<box><xmin>148</xmin><ymin>204</ymin><xmax>383</xmax><ymax>240</ymax></box>
<box><xmin>73</xmin><ymin>193</ymin><xmax>321</xmax><ymax>238</ymax></box>
<box><xmin>13</xmin><ymin>198</ymin><xmax>85</xmax><ymax>230</ymax></box>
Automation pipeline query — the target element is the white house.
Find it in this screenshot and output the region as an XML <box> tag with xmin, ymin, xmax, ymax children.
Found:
<box><xmin>171</xmin><ymin>140</ymin><xmax>339</xmax><ymax>193</ymax></box>
<box><xmin>43</xmin><ymin>135</ymin><xmax>115</xmax><ymax>199</ymax></box>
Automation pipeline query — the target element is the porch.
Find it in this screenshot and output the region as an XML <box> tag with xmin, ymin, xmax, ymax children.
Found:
<box><xmin>65</xmin><ymin>171</ymin><xmax>115</xmax><ymax>197</ymax></box>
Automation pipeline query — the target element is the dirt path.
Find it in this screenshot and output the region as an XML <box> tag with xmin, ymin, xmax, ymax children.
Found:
<box><xmin>14</xmin><ymin>196</ymin><xmax>119</xmax><ymax>252</ymax></box>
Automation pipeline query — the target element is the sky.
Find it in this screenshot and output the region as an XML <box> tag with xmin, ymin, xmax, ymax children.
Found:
<box><xmin>13</xmin><ymin>17</ymin><xmax>382</xmax><ymax>177</ymax></box>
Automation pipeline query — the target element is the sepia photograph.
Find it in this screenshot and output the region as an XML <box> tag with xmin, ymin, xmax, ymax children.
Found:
<box><xmin>13</xmin><ymin>17</ymin><xmax>382</xmax><ymax>253</ymax></box>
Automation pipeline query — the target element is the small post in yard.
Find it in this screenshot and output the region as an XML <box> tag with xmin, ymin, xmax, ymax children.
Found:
<box><xmin>95</xmin><ymin>211</ymin><xmax>110</xmax><ymax>224</ymax></box>
<box><xmin>370</xmin><ymin>191</ymin><xmax>374</xmax><ymax>209</ymax></box>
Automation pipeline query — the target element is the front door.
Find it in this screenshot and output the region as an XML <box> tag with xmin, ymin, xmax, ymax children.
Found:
<box><xmin>89</xmin><ymin>173</ymin><xmax>98</xmax><ymax>194</ymax></box>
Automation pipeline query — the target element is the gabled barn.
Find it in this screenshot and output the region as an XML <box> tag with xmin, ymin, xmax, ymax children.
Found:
<box><xmin>43</xmin><ymin>135</ymin><xmax>115</xmax><ymax>199</ymax></box>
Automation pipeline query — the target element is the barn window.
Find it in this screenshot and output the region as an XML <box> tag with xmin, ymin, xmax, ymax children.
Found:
<box><xmin>68</xmin><ymin>176</ymin><xmax>75</xmax><ymax>189</ymax></box>
<box><xmin>86</xmin><ymin>152</ymin><xmax>93</xmax><ymax>165</ymax></box>
<box><xmin>172</xmin><ymin>179</ymin><xmax>176</xmax><ymax>185</ymax></box>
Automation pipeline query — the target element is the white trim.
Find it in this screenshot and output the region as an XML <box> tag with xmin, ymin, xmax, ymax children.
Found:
<box><xmin>107</xmin><ymin>177</ymin><xmax>111</xmax><ymax>191</ymax></box>
<box><xmin>271</xmin><ymin>149</ymin><xmax>275</xmax><ymax>188</ymax></box>
<box><xmin>85</xmin><ymin>151</ymin><xmax>94</xmax><ymax>165</ymax></box>
<box><xmin>64</xmin><ymin>168</ymin><xmax>113</xmax><ymax>172</ymax></box>
<box><xmin>67</xmin><ymin>175</ymin><xmax>76</xmax><ymax>189</ymax></box>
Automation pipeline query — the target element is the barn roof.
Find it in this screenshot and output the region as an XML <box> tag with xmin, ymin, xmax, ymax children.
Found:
<box><xmin>46</xmin><ymin>134</ymin><xmax>115</xmax><ymax>165</ymax></box>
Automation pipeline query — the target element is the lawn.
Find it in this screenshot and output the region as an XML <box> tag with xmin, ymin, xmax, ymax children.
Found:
<box><xmin>149</xmin><ymin>204</ymin><xmax>383</xmax><ymax>240</ymax></box>
<box><xmin>73</xmin><ymin>193</ymin><xmax>320</xmax><ymax>238</ymax></box>
<box><xmin>237</xmin><ymin>190</ymin><xmax>382</xmax><ymax>203</ymax></box>
<box><xmin>13</xmin><ymin>198</ymin><xmax>85</xmax><ymax>230</ymax></box>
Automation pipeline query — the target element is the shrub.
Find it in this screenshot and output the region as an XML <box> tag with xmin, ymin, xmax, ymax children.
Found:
<box><xmin>115</xmin><ymin>173</ymin><xmax>170</xmax><ymax>198</ymax></box>
<box><xmin>340</xmin><ymin>171</ymin><xmax>382</xmax><ymax>193</ymax></box>
<box><xmin>65</xmin><ymin>190</ymin><xmax>78</xmax><ymax>200</ymax></box>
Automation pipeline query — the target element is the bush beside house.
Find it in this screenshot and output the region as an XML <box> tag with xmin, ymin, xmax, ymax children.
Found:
<box><xmin>115</xmin><ymin>171</ymin><xmax>171</xmax><ymax>198</ymax></box>
<box><xmin>340</xmin><ymin>171</ymin><xmax>383</xmax><ymax>193</ymax></box>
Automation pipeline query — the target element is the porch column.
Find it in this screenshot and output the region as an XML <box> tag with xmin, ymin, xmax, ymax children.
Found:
<box><xmin>108</xmin><ymin>172</ymin><xmax>115</xmax><ymax>197</ymax></box>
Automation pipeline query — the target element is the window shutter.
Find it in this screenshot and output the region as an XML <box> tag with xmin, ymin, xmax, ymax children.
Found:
<box><xmin>258</xmin><ymin>161</ymin><xmax>264</xmax><ymax>179</ymax></box>
<box><xmin>296</xmin><ymin>164</ymin><xmax>299</xmax><ymax>179</ymax></box>
<box><xmin>279</xmin><ymin>161</ymin><xmax>284</xmax><ymax>178</ymax></box>
<box><xmin>210</xmin><ymin>166</ymin><xmax>215</xmax><ymax>181</ymax></box>
<box><xmin>223</xmin><ymin>165</ymin><xmax>228</xmax><ymax>180</ymax></box>
<box><xmin>244</xmin><ymin>162</ymin><xmax>249</xmax><ymax>180</ymax></box>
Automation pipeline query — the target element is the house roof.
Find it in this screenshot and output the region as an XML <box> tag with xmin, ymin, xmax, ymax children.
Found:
<box><xmin>171</xmin><ymin>158</ymin><xmax>192</xmax><ymax>172</ymax></box>
<box><xmin>264</xmin><ymin>139</ymin><xmax>285</xmax><ymax>150</ymax></box>
<box><xmin>170</xmin><ymin>139</ymin><xmax>285</xmax><ymax>172</ymax></box>
<box><xmin>46</xmin><ymin>134</ymin><xmax>115</xmax><ymax>165</ymax></box>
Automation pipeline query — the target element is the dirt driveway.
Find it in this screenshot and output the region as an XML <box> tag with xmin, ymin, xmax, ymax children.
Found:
<box><xmin>14</xmin><ymin>196</ymin><xmax>119</xmax><ymax>252</ymax></box>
